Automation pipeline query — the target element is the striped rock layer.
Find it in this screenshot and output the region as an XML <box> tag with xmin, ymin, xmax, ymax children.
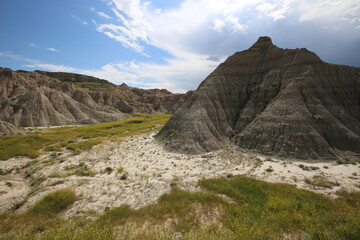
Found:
<box><xmin>156</xmin><ymin>37</ymin><xmax>360</xmax><ymax>159</ymax></box>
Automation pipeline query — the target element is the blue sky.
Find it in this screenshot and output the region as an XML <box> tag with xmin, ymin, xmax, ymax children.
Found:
<box><xmin>1</xmin><ymin>0</ymin><xmax>359</xmax><ymax>92</ymax></box>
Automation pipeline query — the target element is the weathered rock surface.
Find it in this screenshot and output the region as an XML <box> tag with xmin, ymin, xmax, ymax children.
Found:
<box><xmin>0</xmin><ymin>121</ymin><xmax>21</xmax><ymax>136</ymax></box>
<box><xmin>0</xmin><ymin>68</ymin><xmax>188</xmax><ymax>130</ymax></box>
<box><xmin>37</xmin><ymin>71</ymin><xmax>188</xmax><ymax>114</ymax></box>
<box><xmin>156</xmin><ymin>37</ymin><xmax>360</xmax><ymax>159</ymax></box>
<box><xmin>0</xmin><ymin>68</ymin><xmax>130</xmax><ymax>127</ymax></box>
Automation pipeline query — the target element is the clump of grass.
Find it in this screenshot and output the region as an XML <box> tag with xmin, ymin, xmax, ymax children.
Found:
<box><xmin>265</xmin><ymin>167</ymin><xmax>274</xmax><ymax>172</ymax></box>
<box><xmin>97</xmin><ymin>205</ymin><xmax>134</xmax><ymax>225</ymax></box>
<box><xmin>117</xmin><ymin>167</ymin><xmax>124</xmax><ymax>174</ymax></box>
<box><xmin>44</xmin><ymin>145</ymin><xmax>62</xmax><ymax>152</ymax></box>
<box><xmin>29</xmin><ymin>188</ymin><xmax>77</xmax><ymax>215</ymax></box>
<box><xmin>63</xmin><ymin>162</ymin><xmax>96</xmax><ymax>177</ymax></box>
<box><xmin>48</xmin><ymin>172</ymin><xmax>62</xmax><ymax>178</ymax></box>
<box><xmin>75</xmin><ymin>169</ymin><xmax>96</xmax><ymax>177</ymax></box>
<box><xmin>66</xmin><ymin>139</ymin><xmax>102</xmax><ymax>152</ymax></box>
<box><xmin>103</xmin><ymin>167</ymin><xmax>113</xmax><ymax>175</ymax></box>
<box><xmin>304</xmin><ymin>174</ymin><xmax>341</xmax><ymax>189</ymax></box>
<box><xmin>30</xmin><ymin>175</ymin><xmax>47</xmax><ymax>187</ymax></box>
<box><xmin>298</xmin><ymin>164</ymin><xmax>319</xmax><ymax>171</ymax></box>
<box><xmin>337</xmin><ymin>158</ymin><xmax>359</xmax><ymax>165</ymax></box>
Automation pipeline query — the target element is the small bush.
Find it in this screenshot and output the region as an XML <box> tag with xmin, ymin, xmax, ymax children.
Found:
<box><xmin>76</xmin><ymin>169</ymin><xmax>96</xmax><ymax>177</ymax></box>
<box><xmin>29</xmin><ymin>188</ymin><xmax>77</xmax><ymax>215</ymax></box>
<box><xmin>117</xmin><ymin>167</ymin><xmax>124</xmax><ymax>173</ymax></box>
<box><xmin>104</xmin><ymin>167</ymin><xmax>113</xmax><ymax>174</ymax></box>
<box><xmin>337</xmin><ymin>158</ymin><xmax>358</xmax><ymax>165</ymax></box>
<box><xmin>299</xmin><ymin>164</ymin><xmax>319</xmax><ymax>171</ymax></box>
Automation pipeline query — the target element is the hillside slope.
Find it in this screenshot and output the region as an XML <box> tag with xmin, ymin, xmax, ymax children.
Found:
<box><xmin>156</xmin><ymin>37</ymin><xmax>360</xmax><ymax>159</ymax></box>
<box><xmin>0</xmin><ymin>68</ymin><xmax>187</xmax><ymax>128</ymax></box>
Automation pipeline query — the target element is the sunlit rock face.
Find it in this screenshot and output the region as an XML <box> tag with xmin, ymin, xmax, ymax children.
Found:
<box><xmin>156</xmin><ymin>37</ymin><xmax>360</xmax><ymax>159</ymax></box>
<box><xmin>0</xmin><ymin>68</ymin><xmax>189</xmax><ymax>129</ymax></box>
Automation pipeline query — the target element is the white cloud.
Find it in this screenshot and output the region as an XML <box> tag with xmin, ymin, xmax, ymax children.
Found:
<box><xmin>71</xmin><ymin>14</ymin><xmax>89</xmax><ymax>25</ymax></box>
<box><xmin>256</xmin><ymin>1</ymin><xmax>290</xmax><ymax>20</ymax></box>
<box><xmin>46</xmin><ymin>48</ymin><xmax>60</xmax><ymax>52</ymax></box>
<box><xmin>97</xmin><ymin>11</ymin><xmax>113</xmax><ymax>19</ymax></box>
<box><xmin>94</xmin><ymin>0</ymin><xmax>150</xmax><ymax>53</ymax></box>
<box><xmin>79</xmin><ymin>56</ymin><xmax>220</xmax><ymax>92</ymax></box>
<box><xmin>4</xmin><ymin>1</ymin><xmax>360</xmax><ymax>93</ymax></box>
<box><xmin>89</xmin><ymin>0</ymin><xmax>358</xmax><ymax>91</ymax></box>
<box><xmin>27</xmin><ymin>42</ymin><xmax>61</xmax><ymax>53</ymax></box>
<box><xmin>298</xmin><ymin>0</ymin><xmax>360</xmax><ymax>25</ymax></box>
<box><xmin>1</xmin><ymin>51</ymin><xmax>206</xmax><ymax>92</ymax></box>
<box><xmin>0</xmin><ymin>52</ymin><xmax>41</xmax><ymax>64</ymax></box>
<box><xmin>91</xmin><ymin>8</ymin><xmax>113</xmax><ymax>20</ymax></box>
<box><xmin>23</xmin><ymin>63</ymin><xmax>75</xmax><ymax>72</ymax></box>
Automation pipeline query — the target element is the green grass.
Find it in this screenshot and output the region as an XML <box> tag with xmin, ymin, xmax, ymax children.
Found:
<box><xmin>1</xmin><ymin>177</ymin><xmax>359</xmax><ymax>239</ymax></box>
<box><xmin>337</xmin><ymin>158</ymin><xmax>359</xmax><ymax>165</ymax></box>
<box><xmin>0</xmin><ymin>114</ymin><xmax>171</xmax><ymax>160</ymax></box>
<box><xmin>29</xmin><ymin>188</ymin><xmax>77</xmax><ymax>216</ymax></box>
<box><xmin>199</xmin><ymin>176</ymin><xmax>360</xmax><ymax>240</ymax></box>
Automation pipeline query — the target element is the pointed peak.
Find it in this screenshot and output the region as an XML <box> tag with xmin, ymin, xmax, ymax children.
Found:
<box><xmin>250</xmin><ymin>36</ymin><xmax>273</xmax><ymax>50</ymax></box>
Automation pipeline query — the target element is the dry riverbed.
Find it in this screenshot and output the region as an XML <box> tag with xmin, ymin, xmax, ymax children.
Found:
<box><xmin>1</xmin><ymin>132</ymin><xmax>359</xmax><ymax>217</ymax></box>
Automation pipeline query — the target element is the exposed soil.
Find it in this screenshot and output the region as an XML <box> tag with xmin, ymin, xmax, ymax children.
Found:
<box><xmin>1</xmin><ymin>132</ymin><xmax>359</xmax><ymax>218</ymax></box>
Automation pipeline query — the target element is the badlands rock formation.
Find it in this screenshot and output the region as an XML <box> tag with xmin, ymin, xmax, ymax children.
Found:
<box><xmin>157</xmin><ymin>37</ymin><xmax>360</xmax><ymax>159</ymax></box>
<box><xmin>0</xmin><ymin>68</ymin><xmax>186</xmax><ymax>128</ymax></box>
<box><xmin>0</xmin><ymin>121</ymin><xmax>20</xmax><ymax>136</ymax></box>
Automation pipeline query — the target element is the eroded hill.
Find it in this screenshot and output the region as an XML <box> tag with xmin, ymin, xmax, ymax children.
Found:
<box><xmin>156</xmin><ymin>36</ymin><xmax>360</xmax><ymax>159</ymax></box>
<box><xmin>0</xmin><ymin>68</ymin><xmax>188</xmax><ymax>131</ymax></box>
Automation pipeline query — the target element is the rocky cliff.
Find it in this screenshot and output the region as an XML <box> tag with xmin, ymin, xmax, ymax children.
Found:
<box><xmin>156</xmin><ymin>37</ymin><xmax>360</xmax><ymax>159</ymax></box>
<box><xmin>0</xmin><ymin>68</ymin><xmax>186</xmax><ymax>128</ymax></box>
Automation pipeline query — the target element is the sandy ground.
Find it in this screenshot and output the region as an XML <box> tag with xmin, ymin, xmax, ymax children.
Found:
<box><xmin>0</xmin><ymin>132</ymin><xmax>359</xmax><ymax>217</ymax></box>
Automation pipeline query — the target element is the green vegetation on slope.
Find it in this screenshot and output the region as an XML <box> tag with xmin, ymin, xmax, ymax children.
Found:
<box><xmin>0</xmin><ymin>114</ymin><xmax>171</xmax><ymax>160</ymax></box>
<box><xmin>1</xmin><ymin>176</ymin><xmax>359</xmax><ymax>240</ymax></box>
<box><xmin>29</xmin><ymin>188</ymin><xmax>77</xmax><ymax>216</ymax></box>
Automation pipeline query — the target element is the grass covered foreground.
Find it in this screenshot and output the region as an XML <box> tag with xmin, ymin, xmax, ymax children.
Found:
<box><xmin>0</xmin><ymin>114</ymin><xmax>171</xmax><ymax>160</ymax></box>
<box><xmin>1</xmin><ymin>176</ymin><xmax>359</xmax><ymax>240</ymax></box>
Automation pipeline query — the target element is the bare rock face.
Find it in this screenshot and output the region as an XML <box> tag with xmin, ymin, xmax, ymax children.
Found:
<box><xmin>0</xmin><ymin>68</ymin><xmax>130</xmax><ymax>127</ymax></box>
<box><xmin>0</xmin><ymin>121</ymin><xmax>21</xmax><ymax>136</ymax></box>
<box><xmin>34</xmin><ymin>71</ymin><xmax>188</xmax><ymax>115</ymax></box>
<box><xmin>0</xmin><ymin>68</ymin><xmax>189</xmax><ymax>130</ymax></box>
<box><xmin>156</xmin><ymin>37</ymin><xmax>360</xmax><ymax>159</ymax></box>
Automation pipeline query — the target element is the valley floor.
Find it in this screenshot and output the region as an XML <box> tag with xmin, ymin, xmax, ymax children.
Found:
<box><xmin>1</xmin><ymin>131</ymin><xmax>359</xmax><ymax>217</ymax></box>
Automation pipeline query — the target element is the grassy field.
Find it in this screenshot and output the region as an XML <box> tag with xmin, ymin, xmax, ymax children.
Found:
<box><xmin>1</xmin><ymin>176</ymin><xmax>359</xmax><ymax>240</ymax></box>
<box><xmin>0</xmin><ymin>114</ymin><xmax>171</xmax><ymax>160</ymax></box>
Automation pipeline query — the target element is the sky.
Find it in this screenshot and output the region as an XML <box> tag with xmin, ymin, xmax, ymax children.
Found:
<box><xmin>0</xmin><ymin>0</ymin><xmax>359</xmax><ymax>93</ymax></box>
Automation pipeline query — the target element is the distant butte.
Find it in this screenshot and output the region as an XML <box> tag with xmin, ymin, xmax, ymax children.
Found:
<box><xmin>156</xmin><ymin>36</ymin><xmax>360</xmax><ymax>159</ymax></box>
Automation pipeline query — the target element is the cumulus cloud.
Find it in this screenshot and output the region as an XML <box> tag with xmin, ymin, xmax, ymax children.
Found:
<box><xmin>3</xmin><ymin>0</ymin><xmax>360</xmax><ymax>93</ymax></box>
<box><xmin>95</xmin><ymin>0</ymin><xmax>151</xmax><ymax>54</ymax></box>
<box><xmin>0</xmin><ymin>51</ymin><xmax>209</xmax><ymax>92</ymax></box>
<box><xmin>298</xmin><ymin>0</ymin><xmax>360</xmax><ymax>24</ymax></box>
<box><xmin>256</xmin><ymin>1</ymin><xmax>291</xmax><ymax>20</ymax></box>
